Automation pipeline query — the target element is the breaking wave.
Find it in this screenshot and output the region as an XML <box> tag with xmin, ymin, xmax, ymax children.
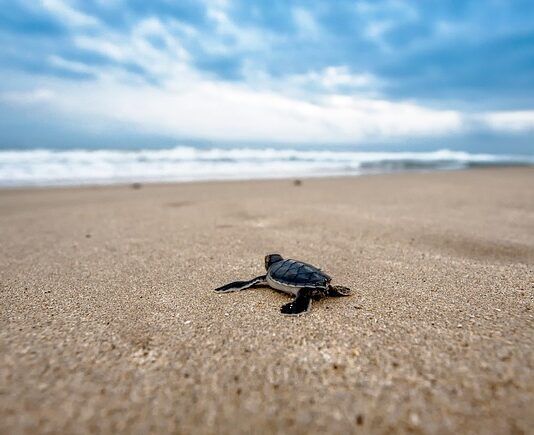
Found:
<box><xmin>0</xmin><ymin>147</ymin><xmax>532</xmax><ymax>186</ymax></box>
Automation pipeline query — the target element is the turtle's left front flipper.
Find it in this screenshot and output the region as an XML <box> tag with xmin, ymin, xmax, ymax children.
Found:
<box><xmin>328</xmin><ymin>285</ymin><xmax>352</xmax><ymax>296</ymax></box>
<box><xmin>213</xmin><ymin>275</ymin><xmax>266</xmax><ymax>293</ymax></box>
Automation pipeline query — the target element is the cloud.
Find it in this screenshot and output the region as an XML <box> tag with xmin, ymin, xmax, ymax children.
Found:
<box><xmin>48</xmin><ymin>55</ymin><xmax>93</xmax><ymax>74</ymax></box>
<box><xmin>1</xmin><ymin>88</ymin><xmax>55</xmax><ymax>104</ymax></box>
<box><xmin>289</xmin><ymin>67</ymin><xmax>380</xmax><ymax>92</ymax></box>
<box><xmin>205</xmin><ymin>4</ymin><xmax>272</xmax><ymax>53</ymax></box>
<box><xmin>40</xmin><ymin>0</ymin><xmax>99</xmax><ymax>27</ymax></box>
<box><xmin>293</xmin><ymin>7</ymin><xmax>320</xmax><ymax>38</ymax></box>
<box><xmin>74</xmin><ymin>36</ymin><xmax>129</xmax><ymax>62</ymax></box>
<box><xmin>16</xmin><ymin>63</ymin><xmax>461</xmax><ymax>144</ymax></box>
<box><xmin>478</xmin><ymin>111</ymin><xmax>534</xmax><ymax>133</ymax></box>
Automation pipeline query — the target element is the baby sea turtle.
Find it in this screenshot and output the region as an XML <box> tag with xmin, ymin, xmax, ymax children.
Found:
<box><xmin>214</xmin><ymin>254</ymin><xmax>352</xmax><ymax>316</ymax></box>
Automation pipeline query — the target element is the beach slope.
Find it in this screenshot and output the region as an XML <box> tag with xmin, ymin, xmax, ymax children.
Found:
<box><xmin>1</xmin><ymin>168</ymin><xmax>533</xmax><ymax>434</ymax></box>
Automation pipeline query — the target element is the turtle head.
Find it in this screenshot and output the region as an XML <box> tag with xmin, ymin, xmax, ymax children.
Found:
<box><xmin>265</xmin><ymin>253</ymin><xmax>283</xmax><ymax>270</ymax></box>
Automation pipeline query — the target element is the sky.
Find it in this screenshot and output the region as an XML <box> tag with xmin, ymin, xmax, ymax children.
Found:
<box><xmin>1</xmin><ymin>0</ymin><xmax>533</xmax><ymax>152</ymax></box>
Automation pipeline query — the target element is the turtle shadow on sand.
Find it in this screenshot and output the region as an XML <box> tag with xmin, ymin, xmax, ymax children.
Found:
<box><xmin>214</xmin><ymin>254</ymin><xmax>352</xmax><ymax>316</ymax></box>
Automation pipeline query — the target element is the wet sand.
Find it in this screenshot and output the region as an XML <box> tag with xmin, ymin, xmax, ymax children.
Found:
<box><xmin>1</xmin><ymin>168</ymin><xmax>533</xmax><ymax>434</ymax></box>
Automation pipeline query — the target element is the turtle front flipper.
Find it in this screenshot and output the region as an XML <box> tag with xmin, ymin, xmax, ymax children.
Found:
<box><xmin>328</xmin><ymin>285</ymin><xmax>352</xmax><ymax>296</ymax></box>
<box><xmin>280</xmin><ymin>287</ymin><xmax>315</xmax><ymax>316</ymax></box>
<box><xmin>213</xmin><ymin>275</ymin><xmax>266</xmax><ymax>293</ymax></box>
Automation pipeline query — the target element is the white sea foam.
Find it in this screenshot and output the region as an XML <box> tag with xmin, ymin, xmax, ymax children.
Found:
<box><xmin>0</xmin><ymin>147</ymin><xmax>532</xmax><ymax>186</ymax></box>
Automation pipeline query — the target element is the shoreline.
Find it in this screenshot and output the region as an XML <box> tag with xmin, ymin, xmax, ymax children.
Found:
<box><xmin>0</xmin><ymin>163</ymin><xmax>532</xmax><ymax>191</ymax></box>
<box><xmin>1</xmin><ymin>167</ymin><xmax>533</xmax><ymax>433</ymax></box>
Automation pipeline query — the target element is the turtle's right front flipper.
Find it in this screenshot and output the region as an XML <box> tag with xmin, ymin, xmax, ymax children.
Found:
<box><xmin>213</xmin><ymin>275</ymin><xmax>266</xmax><ymax>293</ymax></box>
<box><xmin>280</xmin><ymin>287</ymin><xmax>315</xmax><ymax>316</ymax></box>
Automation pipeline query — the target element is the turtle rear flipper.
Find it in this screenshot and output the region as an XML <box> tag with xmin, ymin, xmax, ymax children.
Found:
<box><xmin>280</xmin><ymin>287</ymin><xmax>316</xmax><ymax>316</ymax></box>
<box><xmin>213</xmin><ymin>275</ymin><xmax>266</xmax><ymax>293</ymax></box>
<box><xmin>328</xmin><ymin>285</ymin><xmax>352</xmax><ymax>296</ymax></box>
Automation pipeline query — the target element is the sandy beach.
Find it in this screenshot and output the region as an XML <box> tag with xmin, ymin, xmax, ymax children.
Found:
<box><xmin>1</xmin><ymin>167</ymin><xmax>533</xmax><ymax>434</ymax></box>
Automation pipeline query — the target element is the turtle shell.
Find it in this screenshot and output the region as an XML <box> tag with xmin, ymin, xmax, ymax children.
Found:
<box><xmin>268</xmin><ymin>259</ymin><xmax>330</xmax><ymax>287</ymax></box>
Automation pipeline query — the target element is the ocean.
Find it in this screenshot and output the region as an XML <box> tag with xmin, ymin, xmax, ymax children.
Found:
<box><xmin>0</xmin><ymin>146</ymin><xmax>533</xmax><ymax>187</ymax></box>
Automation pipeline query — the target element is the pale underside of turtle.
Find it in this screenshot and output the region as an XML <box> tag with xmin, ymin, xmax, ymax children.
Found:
<box><xmin>214</xmin><ymin>254</ymin><xmax>352</xmax><ymax>316</ymax></box>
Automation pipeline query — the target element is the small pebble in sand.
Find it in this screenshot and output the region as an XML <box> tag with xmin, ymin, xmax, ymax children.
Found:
<box><xmin>131</xmin><ymin>182</ymin><xmax>142</xmax><ymax>189</ymax></box>
<box><xmin>293</xmin><ymin>179</ymin><xmax>302</xmax><ymax>186</ymax></box>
